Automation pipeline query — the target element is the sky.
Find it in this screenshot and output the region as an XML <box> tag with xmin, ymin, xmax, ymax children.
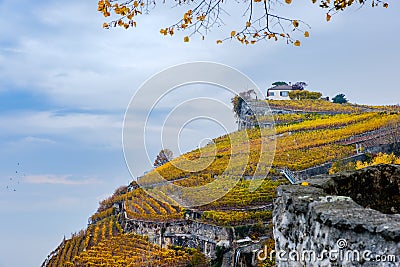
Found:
<box><xmin>0</xmin><ymin>0</ymin><xmax>399</xmax><ymax>266</ymax></box>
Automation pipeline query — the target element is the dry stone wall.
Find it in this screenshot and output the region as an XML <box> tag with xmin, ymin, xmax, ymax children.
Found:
<box><xmin>273</xmin><ymin>165</ymin><xmax>400</xmax><ymax>267</ymax></box>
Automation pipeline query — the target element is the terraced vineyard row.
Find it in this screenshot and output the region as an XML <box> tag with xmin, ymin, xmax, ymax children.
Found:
<box><xmin>196</xmin><ymin>179</ymin><xmax>280</xmax><ymax>210</ymax></box>
<box><xmin>44</xmin><ymin>102</ymin><xmax>400</xmax><ymax>266</ymax></box>
<box><xmin>44</xmin><ymin>216</ymin><xmax>123</xmax><ymax>267</ymax></box>
<box><xmin>125</xmin><ymin>187</ymin><xmax>183</xmax><ymax>221</ymax></box>
<box><xmin>268</xmin><ymin>100</ymin><xmax>400</xmax><ymax>114</ymax></box>
<box><xmin>276</xmin><ymin>113</ymin><xmax>400</xmax><ymax>152</ymax></box>
<box><xmin>44</xmin><ymin>212</ymin><xmax>198</xmax><ymax>267</ymax></box>
<box><xmin>90</xmin><ymin>186</ymin><xmax>183</xmax><ymax>222</ymax></box>
<box><xmin>275</xmin><ymin>112</ymin><xmax>379</xmax><ymax>134</ymax></box>
<box><xmin>135</xmin><ymin>112</ymin><xmax>399</xmax><ymax>211</ymax></box>
<box><xmin>202</xmin><ymin>210</ymin><xmax>272</xmax><ymax>226</ymax></box>
<box><xmin>138</xmin><ymin>112</ymin><xmax>400</xmax><ymax>186</ymax></box>
<box><xmin>72</xmin><ymin>233</ymin><xmax>201</xmax><ymax>267</ymax></box>
<box><xmin>266</xmin><ymin>99</ymin><xmax>364</xmax><ymax>113</ymax></box>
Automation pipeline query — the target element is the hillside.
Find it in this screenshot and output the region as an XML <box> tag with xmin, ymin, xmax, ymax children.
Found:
<box><xmin>43</xmin><ymin>100</ymin><xmax>400</xmax><ymax>267</ymax></box>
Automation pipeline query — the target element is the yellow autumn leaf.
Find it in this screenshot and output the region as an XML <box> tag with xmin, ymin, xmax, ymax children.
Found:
<box><xmin>304</xmin><ymin>31</ymin><xmax>310</xmax><ymax>37</ymax></box>
<box><xmin>292</xmin><ymin>20</ymin><xmax>299</xmax><ymax>27</ymax></box>
<box><xmin>301</xmin><ymin>181</ymin><xmax>309</xmax><ymax>186</ymax></box>
<box><xmin>246</xmin><ymin>21</ymin><xmax>251</xmax><ymax>27</ymax></box>
<box><xmin>383</xmin><ymin>3</ymin><xmax>388</xmax><ymax>8</ymax></box>
<box><xmin>133</xmin><ymin>1</ymin><xmax>138</xmax><ymax>7</ymax></box>
<box><xmin>184</xmin><ymin>36</ymin><xmax>189</xmax><ymax>42</ymax></box>
<box><xmin>216</xmin><ymin>40</ymin><xmax>222</xmax><ymax>44</ymax></box>
<box><xmin>326</xmin><ymin>13</ymin><xmax>331</xmax><ymax>22</ymax></box>
<box><xmin>285</xmin><ymin>0</ymin><xmax>292</xmax><ymax>3</ymax></box>
<box><xmin>230</xmin><ymin>31</ymin><xmax>236</xmax><ymax>37</ymax></box>
<box><xmin>102</xmin><ymin>22</ymin><xmax>109</xmax><ymax>28</ymax></box>
<box><xmin>197</xmin><ymin>15</ymin><xmax>206</xmax><ymax>21</ymax></box>
<box><xmin>294</xmin><ymin>40</ymin><xmax>301</xmax><ymax>46</ymax></box>
<box><xmin>159</xmin><ymin>28</ymin><xmax>167</xmax><ymax>35</ymax></box>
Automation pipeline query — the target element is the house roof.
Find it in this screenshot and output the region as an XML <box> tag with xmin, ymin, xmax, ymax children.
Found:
<box><xmin>268</xmin><ymin>84</ymin><xmax>303</xmax><ymax>91</ymax></box>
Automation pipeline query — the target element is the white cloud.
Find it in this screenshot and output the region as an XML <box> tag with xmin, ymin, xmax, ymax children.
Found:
<box><xmin>19</xmin><ymin>136</ymin><xmax>57</xmax><ymax>145</ymax></box>
<box><xmin>24</xmin><ymin>174</ymin><xmax>100</xmax><ymax>185</ymax></box>
<box><xmin>0</xmin><ymin>111</ymin><xmax>122</xmax><ymax>148</ymax></box>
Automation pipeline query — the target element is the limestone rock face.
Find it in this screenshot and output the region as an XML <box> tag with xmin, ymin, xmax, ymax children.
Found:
<box><xmin>273</xmin><ymin>164</ymin><xmax>400</xmax><ymax>267</ymax></box>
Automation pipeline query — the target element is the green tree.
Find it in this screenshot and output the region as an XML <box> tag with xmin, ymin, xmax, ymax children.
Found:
<box><xmin>292</xmin><ymin>81</ymin><xmax>308</xmax><ymax>90</ymax></box>
<box><xmin>332</xmin><ymin>94</ymin><xmax>348</xmax><ymax>104</ymax></box>
<box><xmin>272</xmin><ymin>81</ymin><xmax>288</xmax><ymax>86</ymax></box>
<box><xmin>231</xmin><ymin>95</ymin><xmax>244</xmax><ymax>119</ymax></box>
<box><xmin>231</xmin><ymin>89</ymin><xmax>256</xmax><ymax>119</ymax></box>
<box><xmin>97</xmin><ymin>0</ymin><xmax>389</xmax><ymax>46</ymax></box>
<box><xmin>289</xmin><ymin>90</ymin><xmax>322</xmax><ymax>100</ymax></box>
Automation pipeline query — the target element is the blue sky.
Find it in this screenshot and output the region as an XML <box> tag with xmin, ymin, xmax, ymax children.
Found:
<box><xmin>0</xmin><ymin>0</ymin><xmax>399</xmax><ymax>266</ymax></box>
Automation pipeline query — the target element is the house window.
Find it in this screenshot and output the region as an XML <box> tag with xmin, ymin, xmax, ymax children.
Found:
<box><xmin>268</xmin><ymin>92</ymin><xmax>275</xmax><ymax>96</ymax></box>
<box><xmin>280</xmin><ymin>91</ymin><xmax>289</xmax><ymax>97</ymax></box>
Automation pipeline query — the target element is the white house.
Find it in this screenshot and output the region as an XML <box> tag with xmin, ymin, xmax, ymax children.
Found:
<box><xmin>266</xmin><ymin>84</ymin><xmax>303</xmax><ymax>100</ymax></box>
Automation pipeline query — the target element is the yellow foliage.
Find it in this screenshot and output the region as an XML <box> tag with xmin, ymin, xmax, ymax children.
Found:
<box><xmin>266</xmin><ymin>99</ymin><xmax>363</xmax><ymax>113</ymax></box>
<box><xmin>356</xmin><ymin>153</ymin><xmax>400</xmax><ymax>169</ymax></box>
<box><xmin>46</xmin><ymin>217</ymin><xmax>125</xmax><ymax>266</ymax></box>
<box><xmin>183</xmin><ymin>10</ymin><xmax>193</xmax><ymax>25</ymax></box>
<box><xmin>72</xmin><ymin>233</ymin><xmax>195</xmax><ymax>267</ymax></box>
<box><xmin>160</xmin><ymin>28</ymin><xmax>168</xmax><ymax>35</ymax></box>
<box><xmin>97</xmin><ymin>0</ymin><xmax>390</xmax><ymax>44</ymax></box>
<box><xmin>197</xmin><ymin>14</ymin><xmax>206</xmax><ymax>21</ymax></box>
<box><xmin>202</xmin><ymin>210</ymin><xmax>272</xmax><ymax>226</ymax></box>
<box><xmin>326</xmin><ymin>13</ymin><xmax>331</xmax><ymax>22</ymax></box>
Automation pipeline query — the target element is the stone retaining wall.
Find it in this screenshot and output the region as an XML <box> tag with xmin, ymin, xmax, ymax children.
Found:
<box><xmin>273</xmin><ymin>165</ymin><xmax>400</xmax><ymax>267</ymax></box>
